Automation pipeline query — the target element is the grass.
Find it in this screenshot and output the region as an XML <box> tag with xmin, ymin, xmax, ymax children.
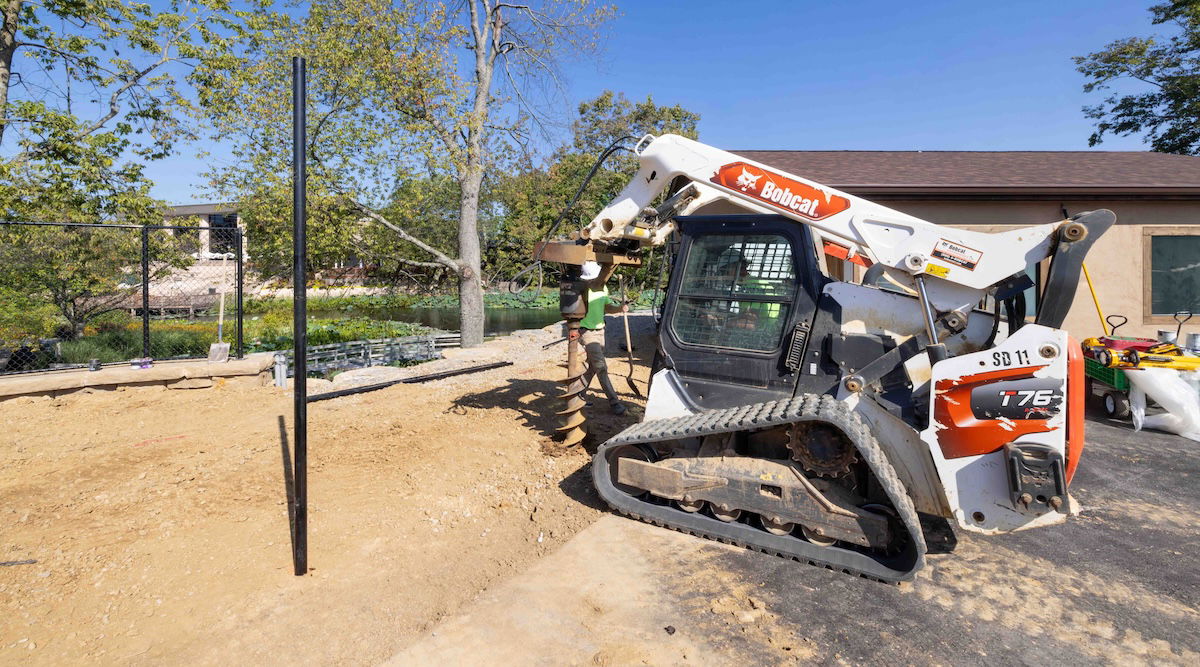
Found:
<box><xmin>242</xmin><ymin>288</ymin><xmax>658</xmax><ymax>316</ymax></box>
<box><xmin>244</xmin><ymin>317</ymin><xmax>429</xmax><ymax>353</ymax></box>
<box><xmin>53</xmin><ymin>317</ymin><xmax>432</xmax><ymax>364</ymax></box>
<box><xmin>60</xmin><ymin>326</ymin><xmax>217</xmax><ymax>363</ymax></box>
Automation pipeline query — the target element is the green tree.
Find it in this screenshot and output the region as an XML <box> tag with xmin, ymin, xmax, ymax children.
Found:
<box><xmin>0</xmin><ymin>1</ymin><xmax>237</xmax><ymax>340</ymax></box>
<box><xmin>199</xmin><ymin>0</ymin><xmax>615</xmax><ymax>347</ymax></box>
<box><xmin>569</xmin><ymin>90</ymin><xmax>701</xmax><ymax>156</ymax></box>
<box><xmin>0</xmin><ymin>223</ymin><xmax>194</xmax><ymax>338</ymax></box>
<box><xmin>492</xmin><ymin>91</ymin><xmax>700</xmax><ymax>291</ymax></box>
<box><xmin>1</xmin><ymin>0</ymin><xmax>235</xmax><ymax>166</ymax></box>
<box><xmin>1075</xmin><ymin>0</ymin><xmax>1200</xmax><ymax>153</ymax></box>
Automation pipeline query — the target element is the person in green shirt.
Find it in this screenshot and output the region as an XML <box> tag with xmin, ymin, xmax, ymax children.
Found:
<box><xmin>578</xmin><ymin>261</ymin><xmax>628</xmax><ymax>416</ymax></box>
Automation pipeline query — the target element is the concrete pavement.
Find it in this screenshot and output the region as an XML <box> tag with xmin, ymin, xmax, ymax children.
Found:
<box><xmin>392</xmin><ymin>414</ymin><xmax>1200</xmax><ymax>665</ymax></box>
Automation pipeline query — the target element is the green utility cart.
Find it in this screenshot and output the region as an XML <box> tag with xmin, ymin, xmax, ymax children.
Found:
<box><xmin>1084</xmin><ymin>356</ymin><xmax>1132</xmax><ymax>419</ymax></box>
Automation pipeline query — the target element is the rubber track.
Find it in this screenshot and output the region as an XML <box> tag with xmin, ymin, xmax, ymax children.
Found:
<box><xmin>592</xmin><ymin>394</ymin><xmax>927</xmax><ymax>582</ymax></box>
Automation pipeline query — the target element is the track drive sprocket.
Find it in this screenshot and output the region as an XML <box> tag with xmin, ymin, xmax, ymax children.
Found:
<box><xmin>786</xmin><ymin>422</ymin><xmax>858</xmax><ymax>478</ymax></box>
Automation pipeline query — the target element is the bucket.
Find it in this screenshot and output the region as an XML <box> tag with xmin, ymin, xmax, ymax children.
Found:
<box><xmin>1187</xmin><ymin>332</ymin><xmax>1200</xmax><ymax>355</ymax></box>
<box><xmin>1158</xmin><ymin>329</ymin><xmax>1178</xmax><ymax>344</ymax></box>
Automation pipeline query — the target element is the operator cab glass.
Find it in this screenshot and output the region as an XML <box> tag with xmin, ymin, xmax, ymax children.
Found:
<box><xmin>661</xmin><ymin>216</ymin><xmax>830</xmax><ymax>408</ymax></box>
<box><xmin>672</xmin><ymin>234</ymin><xmax>795</xmax><ymax>352</ymax></box>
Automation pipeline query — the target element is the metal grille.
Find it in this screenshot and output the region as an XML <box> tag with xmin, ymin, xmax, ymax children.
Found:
<box><xmin>673</xmin><ymin>297</ymin><xmax>791</xmax><ymax>352</ymax></box>
<box><xmin>672</xmin><ymin>234</ymin><xmax>795</xmax><ymax>351</ymax></box>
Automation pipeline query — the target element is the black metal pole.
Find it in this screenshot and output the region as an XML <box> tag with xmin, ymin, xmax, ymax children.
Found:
<box><xmin>236</xmin><ymin>229</ymin><xmax>244</xmax><ymax>359</ymax></box>
<box><xmin>141</xmin><ymin>226</ymin><xmax>151</xmax><ymax>359</ymax></box>
<box><xmin>291</xmin><ymin>56</ymin><xmax>308</xmax><ymax>577</ymax></box>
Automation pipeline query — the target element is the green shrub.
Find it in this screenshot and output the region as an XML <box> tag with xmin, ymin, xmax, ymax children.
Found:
<box><xmin>242</xmin><ymin>290</ymin><xmax>566</xmax><ymax>315</ymax></box>
<box><xmin>0</xmin><ymin>288</ymin><xmax>62</xmax><ymax>342</ymax></box>
<box><xmin>244</xmin><ymin>316</ymin><xmax>429</xmax><ymax>352</ymax></box>
<box><xmin>89</xmin><ymin>310</ymin><xmax>137</xmax><ymax>334</ymax></box>
<box><xmin>244</xmin><ymin>294</ymin><xmax>421</xmax><ymax>316</ymax></box>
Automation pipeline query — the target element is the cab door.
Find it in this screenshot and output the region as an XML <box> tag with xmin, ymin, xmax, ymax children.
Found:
<box><xmin>659</xmin><ymin>215</ymin><xmax>826</xmax><ymax>410</ymax></box>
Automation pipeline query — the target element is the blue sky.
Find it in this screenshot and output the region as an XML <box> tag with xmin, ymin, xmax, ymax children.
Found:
<box><xmin>153</xmin><ymin>0</ymin><xmax>1159</xmax><ymax>203</ymax></box>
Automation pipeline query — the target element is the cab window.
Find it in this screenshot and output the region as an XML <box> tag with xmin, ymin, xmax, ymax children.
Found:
<box><xmin>672</xmin><ymin>234</ymin><xmax>795</xmax><ymax>352</ymax></box>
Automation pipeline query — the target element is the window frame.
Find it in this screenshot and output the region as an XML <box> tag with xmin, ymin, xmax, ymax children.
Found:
<box><xmin>667</xmin><ymin>230</ymin><xmax>800</xmax><ymax>355</ymax></box>
<box><xmin>1141</xmin><ymin>226</ymin><xmax>1200</xmax><ymax>324</ymax></box>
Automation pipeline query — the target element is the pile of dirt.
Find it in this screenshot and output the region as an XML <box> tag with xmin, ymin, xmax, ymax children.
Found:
<box><xmin>0</xmin><ymin>322</ymin><xmax>652</xmax><ymax>664</ymax></box>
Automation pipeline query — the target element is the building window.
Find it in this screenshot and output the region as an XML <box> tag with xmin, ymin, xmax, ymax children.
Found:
<box><xmin>671</xmin><ymin>234</ymin><xmax>795</xmax><ymax>352</ymax></box>
<box><xmin>207</xmin><ymin>213</ymin><xmax>238</xmax><ymax>254</ymax></box>
<box><xmin>1144</xmin><ymin>228</ymin><xmax>1200</xmax><ymax>320</ymax></box>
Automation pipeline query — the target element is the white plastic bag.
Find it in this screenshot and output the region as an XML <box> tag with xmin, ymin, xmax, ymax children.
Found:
<box><xmin>1124</xmin><ymin>367</ymin><xmax>1200</xmax><ymax>441</ymax></box>
<box><xmin>1129</xmin><ymin>385</ymin><xmax>1146</xmax><ymax>432</ymax></box>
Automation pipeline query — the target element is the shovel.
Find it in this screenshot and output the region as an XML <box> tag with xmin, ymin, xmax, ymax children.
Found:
<box><xmin>207</xmin><ymin>256</ymin><xmax>231</xmax><ymax>363</ymax></box>
<box><xmin>619</xmin><ymin>277</ymin><xmax>644</xmax><ymax>398</ymax></box>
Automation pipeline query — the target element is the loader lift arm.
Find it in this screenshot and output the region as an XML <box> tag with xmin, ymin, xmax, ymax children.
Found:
<box><xmin>578</xmin><ymin>134</ymin><xmax>1114</xmax><ymax>330</ymax></box>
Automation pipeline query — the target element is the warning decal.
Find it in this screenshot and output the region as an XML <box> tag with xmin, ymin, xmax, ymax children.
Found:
<box><xmin>931</xmin><ymin>238</ymin><xmax>983</xmax><ymax>271</ymax></box>
<box><xmin>925</xmin><ymin>263</ymin><xmax>949</xmax><ymax>278</ymax></box>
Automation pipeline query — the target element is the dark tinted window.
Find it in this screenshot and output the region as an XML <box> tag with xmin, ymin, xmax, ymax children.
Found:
<box><xmin>1151</xmin><ymin>235</ymin><xmax>1200</xmax><ymax>315</ymax></box>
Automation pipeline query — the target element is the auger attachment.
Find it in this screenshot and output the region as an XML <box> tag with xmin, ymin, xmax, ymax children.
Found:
<box><xmin>558</xmin><ymin>276</ymin><xmax>588</xmax><ymax>446</ymax></box>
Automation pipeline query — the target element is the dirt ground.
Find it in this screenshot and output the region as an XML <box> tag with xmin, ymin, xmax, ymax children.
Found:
<box><xmin>0</xmin><ymin>323</ymin><xmax>652</xmax><ymax>665</ymax></box>
<box><xmin>393</xmin><ymin>414</ymin><xmax>1200</xmax><ymax>666</ymax></box>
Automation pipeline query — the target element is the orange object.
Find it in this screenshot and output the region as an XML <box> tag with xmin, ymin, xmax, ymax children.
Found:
<box><xmin>934</xmin><ymin>365</ymin><xmax>1057</xmax><ymax>459</ymax></box>
<box><xmin>822</xmin><ymin>240</ymin><xmax>872</xmax><ymax>268</ymax></box>
<box><xmin>709</xmin><ymin>161</ymin><xmax>852</xmax><ymax>221</ymax></box>
<box><xmin>1065</xmin><ymin>338</ymin><xmax>1084</xmax><ymax>483</ymax></box>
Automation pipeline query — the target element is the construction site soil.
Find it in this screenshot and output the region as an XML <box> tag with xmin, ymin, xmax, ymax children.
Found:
<box><xmin>0</xmin><ymin>323</ymin><xmax>649</xmax><ymax>665</ymax></box>
<box><xmin>4</xmin><ymin>316</ymin><xmax>1199</xmax><ymax>665</ymax></box>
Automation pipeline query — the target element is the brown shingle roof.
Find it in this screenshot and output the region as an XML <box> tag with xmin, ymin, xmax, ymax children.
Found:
<box><xmin>734</xmin><ymin>150</ymin><xmax>1200</xmax><ymax>195</ymax></box>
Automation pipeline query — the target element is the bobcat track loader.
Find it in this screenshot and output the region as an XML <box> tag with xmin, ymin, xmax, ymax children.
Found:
<box><xmin>536</xmin><ymin>134</ymin><xmax>1112</xmax><ymax>582</ymax></box>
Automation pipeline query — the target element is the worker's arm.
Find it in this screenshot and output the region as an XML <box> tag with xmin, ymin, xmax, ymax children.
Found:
<box><xmin>603</xmin><ymin>299</ymin><xmax>628</xmax><ymax>315</ymax></box>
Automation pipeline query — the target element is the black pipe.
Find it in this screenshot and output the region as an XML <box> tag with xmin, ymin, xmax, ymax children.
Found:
<box><xmin>401</xmin><ymin>360</ymin><xmax>512</xmax><ymax>383</ymax></box>
<box><xmin>291</xmin><ymin>55</ymin><xmax>308</xmax><ymax>577</ymax></box>
<box><xmin>305</xmin><ymin>361</ymin><xmax>514</xmax><ymax>403</ymax></box>
<box><xmin>141</xmin><ymin>225</ymin><xmax>151</xmax><ymax>359</ymax></box>
<box><xmin>236</xmin><ymin>229</ymin><xmax>244</xmax><ymax>359</ymax></box>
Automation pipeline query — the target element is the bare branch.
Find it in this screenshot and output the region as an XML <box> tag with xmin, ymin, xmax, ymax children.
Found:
<box><xmin>396</xmin><ymin>257</ymin><xmax>447</xmax><ymax>269</ymax></box>
<box><xmin>347</xmin><ymin>201</ymin><xmax>461</xmax><ymax>271</ymax></box>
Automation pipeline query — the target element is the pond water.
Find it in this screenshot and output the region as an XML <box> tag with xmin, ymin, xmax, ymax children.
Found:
<box><xmin>310</xmin><ymin>306</ymin><xmax>562</xmax><ymax>337</ymax></box>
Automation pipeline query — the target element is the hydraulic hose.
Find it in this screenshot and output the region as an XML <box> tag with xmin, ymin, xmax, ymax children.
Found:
<box><xmin>509</xmin><ymin>135</ymin><xmax>638</xmax><ymax>300</ymax></box>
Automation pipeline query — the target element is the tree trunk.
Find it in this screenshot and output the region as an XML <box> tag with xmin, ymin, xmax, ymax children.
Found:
<box><xmin>454</xmin><ymin>0</ymin><xmax>496</xmax><ymax>348</ymax></box>
<box><xmin>0</xmin><ymin>0</ymin><xmax>21</xmax><ymax>147</ymax></box>
<box><xmin>457</xmin><ymin>168</ymin><xmax>485</xmax><ymax>347</ymax></box>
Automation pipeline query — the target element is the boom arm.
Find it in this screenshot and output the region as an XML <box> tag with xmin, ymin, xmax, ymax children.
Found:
<box><xmin>582</xmin><ymin>134</ymin><xmax>1111</xmax><ymax>319</ymax></box>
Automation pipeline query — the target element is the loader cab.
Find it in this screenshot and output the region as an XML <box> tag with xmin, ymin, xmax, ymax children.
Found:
<box><xmin>658</xmin><ymin>215</ymin><xmax>838</xmax><ymax>409</ymax></box>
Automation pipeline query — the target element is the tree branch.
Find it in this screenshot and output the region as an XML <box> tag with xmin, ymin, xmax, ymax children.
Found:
<box><xmin>346</xmin><ymin>199</ymin><xmax>461</xmax><ymax>272</ymax></box>
<box><xmin>396</xmin><ymin>257</ymin><xmax>446</xmax><ymax>269</ymax></box>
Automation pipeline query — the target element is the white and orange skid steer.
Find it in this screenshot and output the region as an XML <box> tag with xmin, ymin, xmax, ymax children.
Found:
<box><xmin>535</xmin><ymin>134</ymin><xmax>1110</xmax><ymax>582</ymax></box>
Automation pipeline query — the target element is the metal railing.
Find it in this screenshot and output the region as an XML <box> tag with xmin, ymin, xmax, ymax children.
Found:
<box><xmin>279</xmin><ymin>334</ymin><xmax>441</xmax><ymax>376</ymax></box>
<box><xmin>0</xmin><ymin>221</ymin><xmax>244</xmax><ymax>374</ymax></box>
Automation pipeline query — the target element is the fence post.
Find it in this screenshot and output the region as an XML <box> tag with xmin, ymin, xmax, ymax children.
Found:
<box><xmin>141</xmin><ymin>225</ymin><xmax>150</xmax><ymax>359</ymax></box>
<box><xmin>292</xmin><ymin>55</ymin><xmax>308</xmax><ymax>577</ymax></box>
<box><xmin>236</xmin><ymin>228</ymin><xmax>245</xmax><ymax>359</ymax></box>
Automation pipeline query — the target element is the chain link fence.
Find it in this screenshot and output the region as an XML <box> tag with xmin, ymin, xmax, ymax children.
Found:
<box><xmin>0</xmin><ymin>221</ymin><xmax>243</xmax><ymax>374</ymax></box>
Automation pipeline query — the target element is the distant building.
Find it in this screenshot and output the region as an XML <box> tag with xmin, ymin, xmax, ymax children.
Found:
<box><xmin>163</xmin><ymin>202</ymin><xmax>243</xmax><ymax>259</ymax></box>
<box><xmin>163</xmin><ymin>202</ymin><xmax>367</xmax><ymax>281</ymax></box>
<box><xmin>723</xmin><ymin>150</ymin><xmax>1200</xmax><ymax>340</ymax></box>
